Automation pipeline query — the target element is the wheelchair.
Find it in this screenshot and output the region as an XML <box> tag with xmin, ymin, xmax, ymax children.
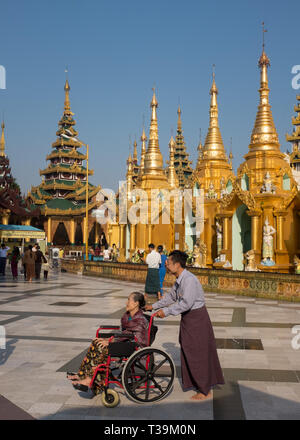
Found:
<box><xmin>89</xmin><ymin>313</ymin><xmax>175</xmax><ymax>408</ymax></box>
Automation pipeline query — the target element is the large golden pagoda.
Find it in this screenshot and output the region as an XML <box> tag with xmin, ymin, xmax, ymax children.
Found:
<box><xmin>217</xmin><ymin>43</ymin><xmax>298</xmax><ymax>272</ymax></box>
<box><xmin>109</xmin><ymin>89</ymin><xmax>184</xmax><ymax>260</ymax></box>
<box><xmin>192</xmin><ymin>69</ymin><xmax>235</xmax><ymax>266</ymax></box>
<box><xmin>27</xmin><ymin>78</ymin><xmax>102</xmax><ymax>246</ymax></box>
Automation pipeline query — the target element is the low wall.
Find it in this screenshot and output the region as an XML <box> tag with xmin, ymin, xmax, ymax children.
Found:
<box><xmin>61</xmin><ymin>259</ymin><xmax>300</xmax><ymax>302</ymax></box>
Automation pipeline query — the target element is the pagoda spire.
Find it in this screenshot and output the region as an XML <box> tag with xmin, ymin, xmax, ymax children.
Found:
<box><xmin>174</xmin><ymin>105</ymin><xmax>193</xmax><ymax>187</ymax></box>
<box><xmin>133</xmin><ymin>139</ymin><xmax>138</xmax><ymax>163</ymax></box>
<box><xmin>0</xmin><ymin>121</ymin><xmax>5</xmax><ymax>157</ymax></box>
<box><xmin>202</xmin><ymin>66</ymin><xmax>228</xmax><ymax>161</ymax></box>
<box><xmin>248</xmin><ymin>24</ymin><xmax>280</xmax><ymax>152</ymax></box>
<box><xmin>143</xmin><ymin>87</ymin><xmax>165</xmax><ymax>177</ymax></box>
<box><xmin>139</xmin><ymin>126</ymin><xmax>147</xmax><ymax>176</ymax></box>
<box><xmin>167</xmin><ymin>136</ymin><xmax>179</xmax><ymax>188</ymax></box>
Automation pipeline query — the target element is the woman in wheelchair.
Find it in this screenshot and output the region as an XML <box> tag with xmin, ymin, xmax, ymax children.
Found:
<box><xmin>67</xmin><ymin>292</ymin><xmax>148</xmax><ymax>394</ymax></box>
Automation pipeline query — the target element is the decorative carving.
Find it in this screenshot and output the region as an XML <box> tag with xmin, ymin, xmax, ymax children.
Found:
<box><xmin>193</xmin><ymin>239</ymin><xmax>207</xmax><ymax>268</ymax></box>
<box><xmin>260</xmin><ymin>171</ymin><xmax>276</xmax><ymax>194</ymax></box>
<box><xmin>244</xmin><ymin>249</ymin><xmax>260</xmax><ymax>271</ymax></box>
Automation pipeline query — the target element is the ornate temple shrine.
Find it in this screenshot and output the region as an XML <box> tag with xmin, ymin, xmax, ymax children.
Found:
<box><xmin>27</xmin><ymin>79</ymin><xmax>102</xmax><ymax>246</ymax></box>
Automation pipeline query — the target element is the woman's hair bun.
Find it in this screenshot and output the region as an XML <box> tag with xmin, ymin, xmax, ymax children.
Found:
<box><xmin>131</xmin><ymin>291</ymin><xmax>146</xmax><ymax>308</ymax></box>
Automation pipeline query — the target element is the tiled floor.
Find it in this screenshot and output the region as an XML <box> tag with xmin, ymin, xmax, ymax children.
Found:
<box><xmin>0</xmin><ymin>269</ymin><xmax>300</xmax><ymax>420</ymax></box>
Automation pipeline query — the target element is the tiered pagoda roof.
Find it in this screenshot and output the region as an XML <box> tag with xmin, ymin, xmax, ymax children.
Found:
<box><xmin>174</xmin><ymin>106</ymin><xmax>193</xmax><ymax>188</ymax></box>
<box><xmin>28</xmin><ymin>79</ymin><xmax>100</xmax><ymax>215</ymax></box>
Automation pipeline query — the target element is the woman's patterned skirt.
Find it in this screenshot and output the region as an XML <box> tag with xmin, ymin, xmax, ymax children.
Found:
<box><xmin>78</xmin><ymin>340</ymin><xmax>109</xmax><ymax>395</ymax></box>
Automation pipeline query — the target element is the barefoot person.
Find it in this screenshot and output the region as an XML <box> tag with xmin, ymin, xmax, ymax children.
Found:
<box><xmin>145</xmin><ymin>250</ymin><xmax>224</xmax><ymax>401</ymax></box>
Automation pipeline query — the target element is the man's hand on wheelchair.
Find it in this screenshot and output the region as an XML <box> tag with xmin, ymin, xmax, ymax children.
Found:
<box><xmin>155</xmin><ymin>309</ymin><xmax>166</xmax><ymax>319</ymax></box>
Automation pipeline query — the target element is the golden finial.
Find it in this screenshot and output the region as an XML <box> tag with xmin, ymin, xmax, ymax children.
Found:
<box><xmin>249</xmin><ymin>26</ymin><xmax>279</xmax><ymax>151</ymax></box>
<box><xmin>167</xmin><ymin>136</ymin><xmax>179</xmax><ymax>188</ymax></box>
<box><xmin>0</xmin><ymin>120</ymin><xmax>5</xmax><ymax>156</ymax></box>
<box><xmin>151</xmin><ymin>85</ymin><xmax>158</xmax><ymax>107</ymax></box>
<box><xmin>202</xmin><ymin>68</ymin><xmax>227</xmax><ymax>160</ymax></box>
<box><xmin>64</xmin><ymin>67</ymin><xmax>71</xmax><ymax>113</ymax></box>
<box><xmin>177</xmin><ymin>104</ymin><xmax>182</xmax><ymax>131</ymax></box>
<box><xmin>133</xmin><ymin>139</ymin><xmax>138</xmax><ymax>162</ymax></box>
<box><xmin>143</xmin><ymin>87</ymin><xmax>166</xmax><ymax>178</ymax></box>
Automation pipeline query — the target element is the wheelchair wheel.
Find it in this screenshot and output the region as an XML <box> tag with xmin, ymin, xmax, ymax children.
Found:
<box><xmin>101</xmin><ymin>389</ymin><xmax>120</xmax><ymax>408</ymax></box>
<box><xmin>121</xmin><ymin>347</ymin><xmax>175</xmax><ymax>403</ymax></box>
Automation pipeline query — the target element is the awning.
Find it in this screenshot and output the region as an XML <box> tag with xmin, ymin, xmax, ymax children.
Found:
<box><xmin>0</xmin><ymin>225</ymin><xmax>45</xmax><ymax>240</ymax></box>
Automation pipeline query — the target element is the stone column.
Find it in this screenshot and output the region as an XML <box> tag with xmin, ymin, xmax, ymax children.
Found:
<box><xmin>47</xmin><ymin>217</ymin><xmax>52</xmax><ymax>246</ymax></box>
<box><xmin>274</xmin><ymin>211</ymin><xmax>287</xmax><ymax>251</ymax></box>
<box><xmin>70</xmin><ymin>218</ymin><xmax>75</xmax><ymax>245</ymax></box>
<box><xmin>2</xmin><ymin>214</ymin><xmax>9</xmax><ymax>225</ymax></box>
<box><xmin>217</xmin><ymin>212</ymin><xmax>231</xmax><ymax>261</ymax></box>
<box><xmin>119</xmin><ymin>224</ymin><xmax>126</xmax><ymax>261</ymax></box>
<box><xmin>147</xmin><ymin>224</ymin><xmax>153</xmax><ymax>245</ymax></box>
<box><xmin>130</xmin><ymin>224</ymin><xmax>136</xmax><ymax>255</ymax></box>
<box><xmin>246</xmin><ymin>210</ymin><xmax>261</xmax><ymax>265</ymax></box>
<box><xmin>274</xmin><ymin>211</ymin><xmax>288</xmax><ymax>266</ymax></box>
<box><xmin>83</xmin><ymin>217</ymin><xmax>87</xmax><ymax>246</ymax></box>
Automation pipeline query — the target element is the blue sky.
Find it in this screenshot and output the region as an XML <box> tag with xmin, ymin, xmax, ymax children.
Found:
<box><xmin>0</xmin><ymin>0</ymin><xmax>299</xmax><ymax>194</ymax></box>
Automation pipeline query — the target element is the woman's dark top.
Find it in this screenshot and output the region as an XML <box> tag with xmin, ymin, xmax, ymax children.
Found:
<box><xmin>120</xmin><ymin>309</ymin><xmax>149</xmax><ymax>348</ymax></box>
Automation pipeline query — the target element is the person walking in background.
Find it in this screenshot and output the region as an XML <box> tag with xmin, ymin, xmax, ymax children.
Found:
<box><xmin>145</xmin><ymin>243</ymin><xmax>161</xmax><ymax>301</ymax></box>
<box><xmin>146</xmin><ymin>250</ymin><xmax>224</xmax><ymax>401</ymax></box>
<box><xmin>21</xmin><ymin>247</ymin><xmax>27</xmax><ymax>280</ymax></box>
<box><xmin>23</xmin><ymin>245</ymin><xmax>36</xmax><ymax>282</ymax></box>
<box><xmin>35</xmin><ymin>245</ymin><xmax>46</xmax><ymax>280</ymax></box>
<box><xmin>10</xmin><ymin>246</ymin><xmax>20</xmax><ymax>280</ymax></box>
<box><xmin>0</xmin><ymin>243</ymin><xmax>10</xmax><ymax>276</ymax></box>
<box><xmin>157</xmin><ymin>245</ymin><xmax>167</xmax><ymax>298</ymax></box>
<box><xmin>42</xmin><ymin>252</ymin><xmax>50</xmax><ymax>280</ymax></box>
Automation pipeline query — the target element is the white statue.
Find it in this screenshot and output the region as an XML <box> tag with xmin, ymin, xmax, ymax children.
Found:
<box><xmin>262</xmin><ymin>218</ymin><xmax>276</xmax><ymax>265</ymax></box>
<box><xmin>216</xmin><ymin>220</ymin><xmax>223</xmax><ymax>257</ymax></box>
<box><xmin>220</xmin><ymin>177</ymin><xmax>228</xmax><ymax>198</ymax></box>
<box><xmin>260</xmin><ymin>172</ymin><xmax>276</xmax><ymax>194</ymax></box>
<box><xmin>206</xmin><ymin>182</ymin><xmax>217</xmax><ymax>199</ymax></box>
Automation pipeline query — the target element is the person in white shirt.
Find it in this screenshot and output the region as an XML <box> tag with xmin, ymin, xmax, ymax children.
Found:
<box><xmin>0</xmin><ymin>244</ymin><xmax>10</xmax><ymax>276</ymax></box>
<box><xmin>103</xmin><ymin>247</ymin><xmax>110</xmax><ymax>261</ymax></box>
<box><xmin>145</xmin><ymin>243</ymin><xmax>161</xmax><ymax>301</ymax></box>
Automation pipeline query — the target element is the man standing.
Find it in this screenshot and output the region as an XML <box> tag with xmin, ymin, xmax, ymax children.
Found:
<box><xmin>145</xmin><ymin>250</ymin><xmax>224</xmax><ymax>400</ymax></box>
<box><xmin>0</xmin><ymin>243</ymin><xmax>10</xmax><ymax>276</ymax></box>
<box><xmin>35</xmin><ymin>245</ymin><xmax>46</xmax><ymax>280</ymax></box>
<box><xmin>145</xmin><ymin>243</ymin><xmax>161</xmax><ymax>301</ymax></box>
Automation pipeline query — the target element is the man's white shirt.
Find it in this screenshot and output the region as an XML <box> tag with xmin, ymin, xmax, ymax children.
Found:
<box><xmin>146</xmin><ymin>250</ymin><xmax>161</xmax><ymax>269</ymax></box>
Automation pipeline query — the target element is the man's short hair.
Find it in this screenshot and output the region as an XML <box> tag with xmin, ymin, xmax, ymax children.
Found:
<box><xmin>168</xmin><ymin>250</ymin><xmax>188</xmax><ymax>268</ymax></box>
<box><xmin>148</xmin><ymin>243</ymin><xmax>155</xmax><ymax>249</ymax></box>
